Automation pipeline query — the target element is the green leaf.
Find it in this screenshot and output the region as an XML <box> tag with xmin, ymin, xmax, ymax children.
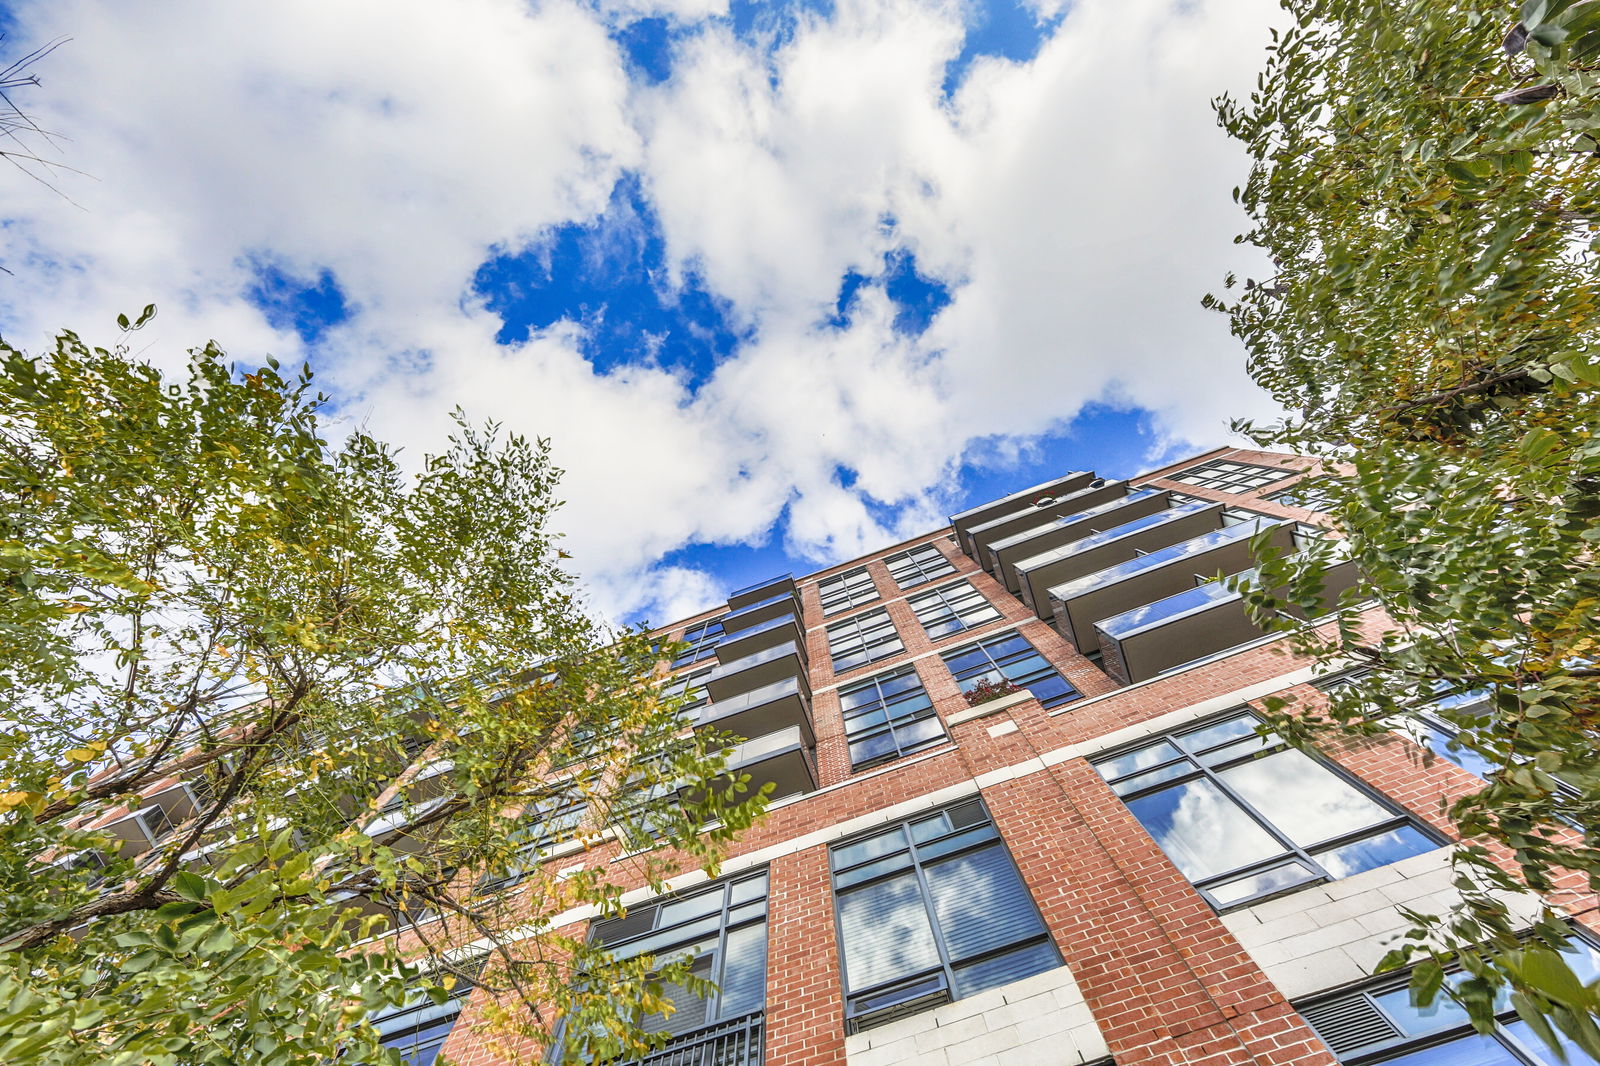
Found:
<box><xmin>1517</xmin><ymin>427</ymin><xmax>1563</xmax><ymax>460</ymax></box>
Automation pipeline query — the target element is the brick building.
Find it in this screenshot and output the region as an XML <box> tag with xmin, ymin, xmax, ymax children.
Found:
<box><xmin>73</xmin><ymin>446</ymin><xmax>1600</xmax><ymax>1066</ymax></box>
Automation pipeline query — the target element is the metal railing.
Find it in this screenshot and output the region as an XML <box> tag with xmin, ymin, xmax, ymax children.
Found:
<box><xmin>622</xmin><ymin>1012</ymin><xmax>764</xmax><ymax>1066</ymax></box>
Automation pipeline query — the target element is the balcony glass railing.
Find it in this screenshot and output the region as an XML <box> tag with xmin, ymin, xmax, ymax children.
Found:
<box><xmin>1047</xmin><ymin>519</ymin><xmax>1276</xmax><ymax>602</ymax></box>
<box><xmin>988</xmin><ymin>488</ymin><xmax>1158</xmax><ymax>555</ymax></box>
<box><xmin>721</xmin><ymin>609</ymin><xmax>799</xmax><ymax>643</ymax></box>
<box><xmin>1049</xmin><ymin>500</ymin><xmax>1214</xmax><ymax>557</ymax></box>
<box><xmin>1096</xmin><ymin>570</ymin><xmax>1252</xmax><ymax>641</ymax></box>
<box><xmin>722</xmin><ymin>591</ymin><xmax>797</xmax><ymax>625</ymax></box>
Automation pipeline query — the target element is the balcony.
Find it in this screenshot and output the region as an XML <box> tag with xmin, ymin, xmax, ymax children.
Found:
<box><xmin>704</xmin><ymin>641</ymin><xmax>810</xmax><ymax>704</ymax></box>
<box><xmin>697</xmin><ymin>676</ymin><xmax>814</xmax><ymax>748</ymax></box>
<box><xmin>1094</xmin><ymin>559</ymin><xmax>1362</xmax><ymax>683</ymax></box>
<box><xmin>959</xmin><ymin>477</ymin><xmax>1126</xmax><ymax>568</ymax></box>
<box><xmin>716</xmin><ymin>611</ymin><xmax>806</xmax><ymax>666</ymax></box>
<box><xmin>1045</xmin><ymin>519</ymin><xmax>1296</xmax><ymax>655</ymax></box>
<box><xmin>727</xmin><ymin>574</ymin><xmax>797</xmax><ymax>612</ymax></box>
<box><xmin>720</xmin><ymin>589</ymin><xmax>803</xmax><ymax>634</ymax></box>
<box><xmin>981</xmin><ymin>482</ymin><xmax>1141</xmax><ymax>583</ymax></box>
<box><xmin>949</xmin><ymin>472</ymin><xmax>1092</xmax><ymax>559</ymax></box>
<box><xmin>619</xmin><ymin>1011</ymin><xmax>765</xmax><ymax>1066</ymax></box>
<box><xmin>1012</xmin><ymin>499</ymin><xmax>1224</xmax><ymax>617</ymax></box>
<box><xmin>721</xmin><ymin>725</ymin><xmax>817</xmax><ymax>801</ymax></box>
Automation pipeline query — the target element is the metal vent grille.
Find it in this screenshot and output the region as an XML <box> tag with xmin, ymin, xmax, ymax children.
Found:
<box><xmin>1300</xmin><ymin>993</ymin><xmax>1401</xmax><ymax>1056</ymax></box>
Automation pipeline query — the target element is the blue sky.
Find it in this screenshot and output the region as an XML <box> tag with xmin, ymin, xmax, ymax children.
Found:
<box><xmin>0</xmin><ymin>0</ymin><xmax>1278</xmax><ymax>625</ymax></box>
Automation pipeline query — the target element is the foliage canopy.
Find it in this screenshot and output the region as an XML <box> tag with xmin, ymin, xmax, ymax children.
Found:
<box><xmin>0</xmin><ymin>323</ymin><xmax>766</xmax><ymax>1065</ymax></box>
<box><xmin>1213</xmin><ymin>0</ymin><xmax>1600</xmax><ymax>1055</ymax></box>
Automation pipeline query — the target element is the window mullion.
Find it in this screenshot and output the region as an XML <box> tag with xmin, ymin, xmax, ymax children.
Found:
<box><xmin>906</xmin><ymin>843</ymin><xmax>963</xmax><ymax>1001</ymax></box>
<box><xmin>1198</xmin><ymin>757</ymin><xmax>1308</xmax><ymax>864</ymax></box>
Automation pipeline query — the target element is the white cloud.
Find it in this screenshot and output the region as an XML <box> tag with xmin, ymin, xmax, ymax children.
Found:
<box><xmin>0</xmin><ymin>0</ymin><xmax>1285</xmax><ymax>625</ymax></box>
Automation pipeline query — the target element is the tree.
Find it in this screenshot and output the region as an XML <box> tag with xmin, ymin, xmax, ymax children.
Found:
<box><xmin>0</xmin><ymin>319</ymin><xmax>767</xmax><ymax>1066</ymax></box>
<box><xmin>1210</xmin><ymin>0</ymin><xmax>1600</xmax><ymax>1056</ymax></box>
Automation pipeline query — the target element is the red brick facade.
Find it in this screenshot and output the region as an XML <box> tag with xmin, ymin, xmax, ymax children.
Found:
<box><xmin>423</xmin><ymin>448</ymin><xmax>1596</xmax><ymax>1066</ymax></box>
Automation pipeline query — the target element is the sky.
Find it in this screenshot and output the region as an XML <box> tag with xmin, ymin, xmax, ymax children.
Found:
<box><xmin>0</xmin><ymin>0</ymin><xmax>1284</xmax><ymax>629</ymax></box>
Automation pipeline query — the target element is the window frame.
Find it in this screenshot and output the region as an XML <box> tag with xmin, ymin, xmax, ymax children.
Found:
<box><xmin>819</xmin><ymin>565</ymin><xmax>881</xmax><ymax>615</ymax></box>
<box><xmin>673</xmin><ymin>618</ymin><xmax>725</xmax><ymax>668</ymax></box>
<box><xmin>1092</xmin><ymin>710</ymin><xmax>1443</xmax><ymax>911</ymax></box>
<box><xmin>826</xmin><ymin>607</ymin><xmax>905</xmax><ymax>673</ymax></box>
<box><xmin>907</xmin><ymin>579</ymin><xmax>1003</xmax><ymax>641</ymax></box>
<box><xmin>884</xmin><ymin>542</ymin><xmax>958</xmax><ymax>589</ymax></box>
<box><xmin>1298</xmin><ymin>929</ymin><xmax>1600</xmax><ymax>1065</ymax></box>
<box><xmin>474</xmin><ymin>784</ymin><xmax>590</xmax><ymax>895</ymax></box>
<box><xmin>367</xmin><ymin>970</ymin><xmax>475</xmax><ymax>1066</ymax></box>
<box><xmin>1165</xmin><ymin>459</ymin><xmax>1302</xmax><ymax>494</ymax></box>
<box><xmin>827</xmin><ymin>797</ymin><xmax>1062</xmax><ymax>1034</ymax></box>
<box><xmin>662</xmin><ymin>664</ymin><xmax>714</xmax><ymax>719</ymax></box>
<box><xmin>587</xmin><ymin>869</ymin><xmax>771</xmax><ymax>1035</ymax></box>
<box><xmin>838</xmin><ymin>665</ymin><xmax>949</xmax><ymax>770</ymax></box>
<box><xmin>1265</xmin><ymin>475</ymin><xmax>1337</xmax><ymax>511</ymax></box>
<box><xmin>939</xmin><ymin>630</ymin><xmax>1081</xmax><ymax>710</ymax></box>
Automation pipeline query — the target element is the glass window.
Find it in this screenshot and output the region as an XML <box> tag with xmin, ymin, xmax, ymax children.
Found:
<box><xmin>1266</xmin><ymin>476</ymin><xmax>1337</xmax><ymax>511</ymax></box>
<box><xmin>839</xmin><ymin>667</ymin><xmax>948</xmax><ymax>769</ymax></box>
<box><xmin>1166</xmin><ymin>459</ymin><xmax>1301</xmax><ymax>494</ymax></box>
<box><xmin>474</xmin><ymin>787</ymin><xmax>588</xmax><ymax>895</ymax></box>
<box><xmin>588</xmin><ymin>871</ymin><xmax>770</xmax><ymax>1036</ymax></box>
<box><xmin>884</xmin><ymin>543</ymin><xmax>957</xmax><ymax>589</ymax></box>
<box><xmin>829</xmin><ymin>799</ymin><xmax>1060</xmax><ymax>1032</ymax></box>
<box><xmin>662</xmin><ymin>665</ymin><xmax>714</xmax><ymax>719</ymax></box>
<box><xmin>819</xmin><ymin>566</ymin><xmax>880</xmax><ymax>615</ymax></box>
<box><xmin>827</xmin><ymin>608</ymin><xmax>904</xmax><ymax>673</ymax></box>
<box><xmin>368</xmin><ymin>977</ymin><xmax>473</xmax><ymax>1066</ymax></box>
<box><xmin>908</xmin><ymin>581</ymin><xmax>1003</xmax><ymax>641</ymax></box>
<box><xmin>1300</xmin><ymin>935</ymin><xmax>1600</xmax><ymax>1065</ymax></box>
<box><xmin>673</xmin><ymin>619</ymin><xmax>724</xmax><ymax>668</ymax></box>
<box><xmin>940</xmin><ymin>631</ymin><xmax>1080</xmax><ymax>710</ymax></box>
<box><xmin>1093</xmin><ymin>711</ymin><xmax>1439</xmax><ymax>909</ymax></box>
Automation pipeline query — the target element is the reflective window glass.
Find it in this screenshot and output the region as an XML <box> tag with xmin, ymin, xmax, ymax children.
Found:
<box><xmin>830</xmin><ymin>800</ymin><xmax>1059</xmax><ymax>1032</ymax></box>
<box><xmin>885</xmin><ymin>543</ymin><xmax>958</xmax><ymax>588</ymax></box>
<box><xmin>1094</xmin><ymin>711</ymin><xmax>1437</xmax><ymax>908</ymax></box>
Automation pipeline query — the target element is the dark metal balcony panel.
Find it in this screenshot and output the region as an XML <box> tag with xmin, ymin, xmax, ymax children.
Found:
<box><xmin>963</xmin><ymin>479</ymin><xmax>1129</xmax><ymax>572</ymax></box>
<box><xmin>619</xmin><ymin>1011</ymin><xmax>764</xmax><ymax>1066</ymax></box>
<box><xmin>949</xmin><ymin>472</ymin><xmax>1092</xmax><ymax>558</ymax></box>
<box><xmin>698</xmin><ymin>675</ymin><xmax>814</xmax><ymax>748</ymax></box>
<box><xmin>727</xmin><ymin>574</ymin><xmax>797</xmax><ymax>612</ymax></box>
<box><xmin>1046</xmin><ymin>519</ymin><xmax>1295</xmax><ymax>655</ymax></box>
<box><xmin>718</xmin><ymin>611</ymin><xmax>806</xmax><ymax>665</ymax></box>
<box><xmin>990</xmin><ymin>487</ymin><xmax>1168</xmax><ymax>595</ymax></box>
<box><xmin>1095</xmin><ymin>559</ymin><xmax>1362</xmax><ymax>684</ymax></box>
<box><xmin>1014</xmin><ymin>501</ymin><xmax>1224</xmax><ymax>618</ymax></box>
<box><xmin>722</xmin><ymin>724</ymin><xmax>818</xmax><ymax>801</ymax></box>
<box><xmin>721</xmin><ymin>589</ymin><xmax>803</xmax><ymax>633</ymax></box>
<box><xmin>704</xmin><ymin>641</ymin><xmax>810</xmax><ymax>703</ymax></box>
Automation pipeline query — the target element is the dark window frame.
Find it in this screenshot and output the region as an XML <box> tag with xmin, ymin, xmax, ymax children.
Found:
<box><xmin>474</xmin><ymin>786</ymin><xmax>590</xmax><ymax>895</ymax></box>
<box><xmin>907</xmin><ymin>579</ymin><xmax>1003</xmax><ymax>641</ymax></box>
<box><xmin>1092</xmin><ymin>710</ymin><xmax>1443</xmax><ymax>911</ymax></box>
<box><xmin>939</xmin><ymin>631</ymin><xmax>1080</xmax><ymax>710</ymax></box>
<box><xmin>819</xmin><ymin>566</ymin><xmax>881</xmax><ymax>615</ymax></box>
<box><xmin>587</xmin><ymin>870</ymin><xmax>770</xmax><ymax>1036</ymax></box>
<box><xmin>884</xmin><ymin>543</ymin><xmax>957</xmax><ymax>589</ymax></box>
<box><xmin>828</xmin><ymin>797</ymin><xmax>1062</xmax><ymax>1033</ymax></box>
<box><xmin>1298</xmin><ymin>928</ymin><xmax>1600</xmax><ymax>1064</ymax></box>
<box><xmin>368</xmin><ymin>971</ymin><xmax>476</xmax><ymax>1066</ymax></box>
<box><xmin>1165</xmin><ymin>459</ymin><xmax>1301</xmax><ymax>495</ymax></box>
<box><xmin>838</xmin><ymin>666</ymin><xmax>948</xmax><ymax>770</ymax></box>
<box><xmin>673</xmin><ymin>619</ymin><xmax>725</xmax><ymax>669</ymax></box>
<box><xmin>826</xmin><ymin>607</ymin><xmax>905</xmax><ymax>673</ymax></box>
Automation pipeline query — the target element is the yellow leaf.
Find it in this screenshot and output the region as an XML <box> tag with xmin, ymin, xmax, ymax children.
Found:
<box><xmin>0</xmin><ymin>791</ymin><xmax>40</xmax><ymax>811</ymax></box>
<box><xmin>65</xmin><ymin>747</ymin><xmax>97</xmax><ymax>763</ymax></box>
